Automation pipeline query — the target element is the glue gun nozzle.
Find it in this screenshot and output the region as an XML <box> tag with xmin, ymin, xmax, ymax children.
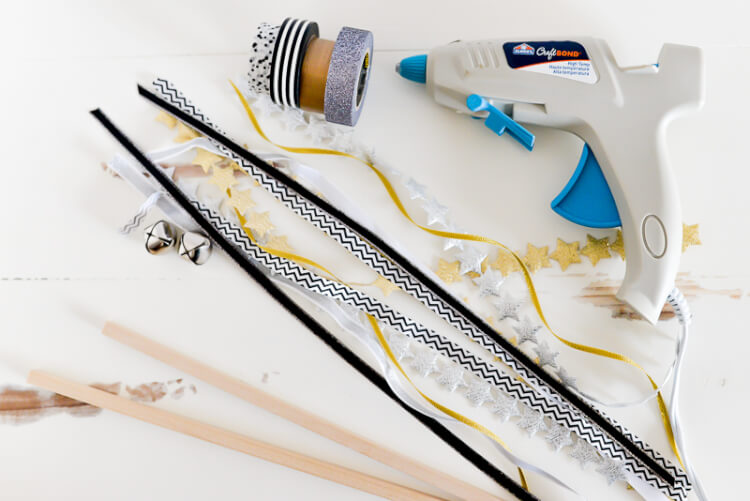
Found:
<box><xmin>396</xmin><ymin>54</ymin><xmax>427</xmax><ymax>84</ymax></box>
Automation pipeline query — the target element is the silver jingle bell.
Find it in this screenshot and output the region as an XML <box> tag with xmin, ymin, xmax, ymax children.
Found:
<box><xmin>144</xmin><ymin>220</ymin><xmax>175</xmax><ymax>255</ymax></box>
<box><xmin>179</xmin><ymin>231</ymin><xmax>212</xmax><ymax>265</ymax></box>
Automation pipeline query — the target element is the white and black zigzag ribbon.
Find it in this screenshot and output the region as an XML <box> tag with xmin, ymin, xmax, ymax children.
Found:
<box><xmin>144</xmin><ymin>79</ymin><xmax>691</xmax><ymax>500</ymax></box>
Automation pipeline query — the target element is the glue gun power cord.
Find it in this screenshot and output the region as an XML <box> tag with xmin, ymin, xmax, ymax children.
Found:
<box><xmin>666</xmin><ymin>288</ymin><xmax>709</xmax><ymax>501</ymax></box>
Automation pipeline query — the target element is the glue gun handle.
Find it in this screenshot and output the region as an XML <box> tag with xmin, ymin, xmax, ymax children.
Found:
<box><xmin>587</xmin><ymin>133</ymin><xmax>682</xmax><ymax>324</ymax></box>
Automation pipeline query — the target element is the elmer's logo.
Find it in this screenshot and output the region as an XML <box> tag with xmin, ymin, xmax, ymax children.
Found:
<box><xmin>512</xmin><ymin>43</ymin><xmax>535</xmax><ymax>55</ymax></box>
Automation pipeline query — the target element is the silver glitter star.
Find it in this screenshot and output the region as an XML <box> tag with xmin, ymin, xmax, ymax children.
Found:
<box><xmin>329</xmin><ymin>130</ymin><xmax>355</xmax><ymax>152</ymax></box>
<box><xmin>556</xmin><ymin>366</ymin><xmax>579</xmax><ymax>391</ymax></box>
<box><xmin>410</xmin><ymin>350</ymin><xmax>439</xmax><ymax>377</ymax></box>
<box><xmin>338</xmin><ymin>301</ymin><xmax>364</xmax><ymax>324</ymax></box>
<box><xmin>596</xmin><ymin>457</ymin><xmax>627</xmax><ymax>485</ymax></box>
<box><xmin>544</xmin><ymin>422</ymin><xmax>573</xmax><ymax>452</ymax></box>
<box><xmin>422</xmin><ymin>197</ymin><xmax>449</xmax><ymax>227</ymax></box>
<box><xmin>405</xmin><ymin>178</ymin><xmax>428</xmax><ymax>201</ymax></box>
<box><xmin>388</xmin><ymin>333</ymin><xmax>413</xmax><ymax>362</ymax></box>
<box><xmin>568</xmin><ymin>438</ymin><xmax>600</xmax><ymax>469</ymax></box>
<box><xmin>473</xmin><ymin>268</ymin><xmax>505</xmax><ymax>297</ymax></box>
<box><xmin>534</xmin><ymin>341</ymin><xmax>559</xmax><ymax>369</ymax></box>
<box><xmin>436</xmin><ymin>364</ymin><xmax>467</xmax><ymax>392</ymax></box>
<box><xmin>457</xmin><ymin>246</ymin><xmax>487</xmax><ymax>275</ymax></box>
<box><xmin>464</xmin><ymin>381</ymin><xmax>494</xmax><ymax>407</ymax></box>
<box><xmin>441</xmin><ymin>220</ymin><xmax>465</xmax><ymax>252</ymax></box>
<box><xmin>251</xmin><ymin>93</ymin><xmax>282</xmax><ymax>117</ymax></box>
<box><xmin>279</xmin><ymin>108</ymin><xmax>306</xmax><ymax>131</ymax></box>
<box><xmin>513</xmin><ymin>316</ymin><xmax>541</xmax><ymax>345</ymax></box>
<box><xmin>516</xmin><ymin>405</ymin><xmax>546</xmax><ymax>437</ymax></box>
<box><xmin>306</xmin><ymin>118</ymin><xmax>330</xmax><ymax>143</ymax></box>
<box><xmin>493</xmin><ymin>294</ymin><xmax>523</xmax><ymax>321</ymax></box>
<box><xmin>489</xmin><ymin>393</ymin><xmax>520</xmax><ymax>422</ymax></box>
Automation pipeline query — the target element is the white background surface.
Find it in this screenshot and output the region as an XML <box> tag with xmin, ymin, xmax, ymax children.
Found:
<box><xmin>1</xmin><ymin>1</ymin><xmax>748</xmax><ymax>499</ymax></box>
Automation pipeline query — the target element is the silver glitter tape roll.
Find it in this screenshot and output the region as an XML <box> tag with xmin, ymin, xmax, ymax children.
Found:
<box><xmin>324</xmin><ymin>27</ymin><xmax>373</xmax><ymax>126</ymax></box>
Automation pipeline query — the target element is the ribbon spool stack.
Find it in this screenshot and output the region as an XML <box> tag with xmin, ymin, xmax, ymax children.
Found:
<box><xmin>248</xmin><ymin>18</ymin><xmax>374</xmax><ymax>126</ymax></box>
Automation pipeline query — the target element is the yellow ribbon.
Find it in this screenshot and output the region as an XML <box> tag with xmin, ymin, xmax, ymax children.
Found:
<box><xmin>230</xmin><ymin>81</ymin><xmax>683</xmax><ymax>467</ymax></box>
<box><xmin>230</xmin><ymin>202</ymin><xmax>530</xmax><ymax>490</ymax></box>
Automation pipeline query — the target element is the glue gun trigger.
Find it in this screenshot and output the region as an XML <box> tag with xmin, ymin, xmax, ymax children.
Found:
<box><xmin>550</xmin><ymin>143</ymin><xmax>621</xmax><ymax>229</ymax></box>
<box><xmin>466</xmin><ymin>94</ymin><xmax>535</xmax><ymax>151</ymax></box>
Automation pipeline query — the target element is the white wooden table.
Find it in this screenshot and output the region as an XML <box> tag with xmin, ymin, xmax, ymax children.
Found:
<box><xmin>1</xmin><ymin>1</ymin><xmax>747</xmax><ymax>499</ymax></box>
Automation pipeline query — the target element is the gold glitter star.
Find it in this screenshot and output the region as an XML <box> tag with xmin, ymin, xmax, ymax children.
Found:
<box><xmin>609</xmin><ymin>230</ymin><xmax>625</xmax><ymax>260</ymax></box>
<box><xmin>372</xmin><ymin>275</ymin><xmax>399</xmax><ymax>296</ymax></box>
<box><xmin>436</xmin><ymin>259</ymin><xmax>462</xmax><ymax>284</ymax></box>
<box><xmin>489</xmin><ymin>250</ymin><xmax>521</xmax><ymax>276</ymax></box>
<box><xmin>580</xmin><ymin>234</ymin><xmax>611</xmax><ymax>266</ymax></box>
<box><xmin>155</xmin><ymin>110</ymin><xmax>177</xmax><ymax>128</ymax></box>
<box><xmin>549</xmin><ymin>238</ymin><xmax>582</xmax><ymax>271</ymax></box>
<box><xmin>193</xmin><ymin>148</ymin><xmax>223</xmax><ymax>174</ymax></box>
<box><xmin>264</xmin><ymin>235</ymin><xmax>294</xmax><ymax>253</ymax></box>
<box><xmin>522</xmin><ymin>243</ymin><xmax>551</xmax><ymax>274</ymax></box>
<box><xmin>244</xmin><ymin>211</ymin><xmax>275</xmax><ymax>239</ymax></box>
<box><xmin>682</xmin><ymin>223</ymin><xmax>701</xmax><ymax>252</ymax></box>
<box><xmin>174</xmin><ymin>122</ymin><xmax>200</xmax><ymax>143</ymax></box>
<box><xmin>228</xmin><ymin>189</ymin><xmax>255</xmax><ymax>215</ymax></box>
<box><xmin>209</xmin><ymin>165</ymin><xmax>238</xmax><ymax>192</ymax></box>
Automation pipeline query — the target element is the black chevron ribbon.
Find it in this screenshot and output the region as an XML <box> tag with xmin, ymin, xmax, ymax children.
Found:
<box><xmin>136</xmin><ymin>81</ymin><xmax>692</xmax><ymax>499</ymax></box>
<box><xmin>91</xmin><ymin>108</ymin><xmax>538</xmax><ymax>501</ymax></box>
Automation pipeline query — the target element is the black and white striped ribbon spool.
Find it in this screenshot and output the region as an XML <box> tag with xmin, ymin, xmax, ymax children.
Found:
<box><xmin>269</xmin><ymin>18</ymin><xmax>319</xmax><ymax>108</ymax></box>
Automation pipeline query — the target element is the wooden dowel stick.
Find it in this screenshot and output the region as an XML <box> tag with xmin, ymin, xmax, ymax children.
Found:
<box><xmin>28</xmin><ymin>370</ymin><xmax>444</xmax><ymax>501</ymax></box>
<box><xmin>102</xmin><ymin>322</ymin><xmax>505</xmax><ymax>501</ymax></box>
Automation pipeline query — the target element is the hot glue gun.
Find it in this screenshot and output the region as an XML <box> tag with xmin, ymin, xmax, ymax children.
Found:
<box><xmin>396</xmin><ymin>39</ymin><xmax>704</xmax><ymax>323</ymax></box>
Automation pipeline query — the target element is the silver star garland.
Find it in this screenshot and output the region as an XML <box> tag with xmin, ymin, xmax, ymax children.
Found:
<box><xmin>251</xmin><ymin>93</ymin><xmax>282</xmax><ymax>117</ymax></box>
<box><xmin>422</xmin><ymin>197</ymin><xmax>449</xmax><ymax>227</ymax></box>
<box><xmin>489</xmin><ymin>393</ymin><xmax>520</xmax><ymax>422</ymax></box>
<box><xmin>516</xmin><ymin>405</ymin><xmax>547</xmax><ymax>437</ymax></box>
<box><xmin>534</xmin><ymin>341</ymin><xmax>560</xmax><ymax>369</ymax></box>
<box><xmin>513</xmin><ymin>316</ymin><xmax>541</xmax><ymax>345</ymax></box>
<box><xmin>388</xmin><ymin>332</ymin><xmax>413</xmax><ymax>362</ymax></box>
<box><xmin>493</xmin><ymin>294</ymin><xmax>523</xmax><ymax>321</ymax></box>
<box><xmin>279</xmin><ymin>108</ymin><xmax>306</xmax><ymax>131</ymax></box>
<box><xmin>457</xmin><ymin>246</ymin><xmax>487</xmax><ymax>275</ymax></box>
<box><xmin>596</xmin><ymin>457</ymin><xmax>627</xmax><ymax>485</ymax></box>
<box><xmin>410</xmin><ymin>350</ymin><xmax>438</xmax><ymax>377</ymax></box>
<box><xmin>435</xmin><ymin>364</ymin><xmax>467</xmax><ymax>392</ymax></box>
<box><xmin>544</xmin><ymin>422</ymin><xmax>573</xmax><ymax>452</ymax></box>
<box><xmin>568</xmin><ymin>437</ymin><xmax>600</xmax><ymax>469</ymax></box>
<box><xmin>473</xmin><ymin>268</ymin><xmax>505</xmax><ymax>297</ymax></box>
<box><xmin>442</xmin><ymin>220</ymin><xmax>465</xmax><ymax>252</ymax></box>
<box><xmin>405</xmin><ymin>178</ymin><xmax>428</xmax><ymax>200</ymax></box>
<box><xmin>464</xmin><ymin>381</ymin><xmax>494</xmax><ymax>407</ymax></box>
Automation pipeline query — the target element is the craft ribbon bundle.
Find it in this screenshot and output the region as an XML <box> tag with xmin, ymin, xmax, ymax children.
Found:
<box><xmin>79</xmin><ymin>67</ymin><xmax>711</xmax><ymax>500</ymax></box>
<box><xmin>67</xmin><ymin>15</ymin><xmax>712</xmax><ymax>501</ymax></box>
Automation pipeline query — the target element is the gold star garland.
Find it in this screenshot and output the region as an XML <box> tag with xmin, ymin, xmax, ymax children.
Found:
<box><xmin>447</xmin><ymin>225</ymin><xmax>701</xmax><ymax>277</ymax></box>
<box><xmin>372</xmin><ymin>275</ymin><xmax>400</xmax><ymax>296</ymax></box>
<box><xmin>436</xmin><ymin>259</ymin><xmax>462</xmax><ymax>284</ymax></box>
<box><xmin>549</xmin><ymin>239</ymin><xmax>581</xmax><ymax>271</ymax></box>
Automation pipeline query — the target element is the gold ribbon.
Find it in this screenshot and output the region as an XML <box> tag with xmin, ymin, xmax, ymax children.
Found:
<box><xmin>231</xmin><ymin>203</ymin><xmax>530</xmax><ymax>490</ymax></box>
<box><xmin>230</xmin><ymin>81</ymin><xmax>683</xmax><ymax>467</ymax></box>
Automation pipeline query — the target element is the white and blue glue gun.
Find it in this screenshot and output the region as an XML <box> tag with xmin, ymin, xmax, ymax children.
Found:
<box><xmin>397</xmin><ymin>39</ymin><xmax>704</xmax><ymax>323</ymax></box>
